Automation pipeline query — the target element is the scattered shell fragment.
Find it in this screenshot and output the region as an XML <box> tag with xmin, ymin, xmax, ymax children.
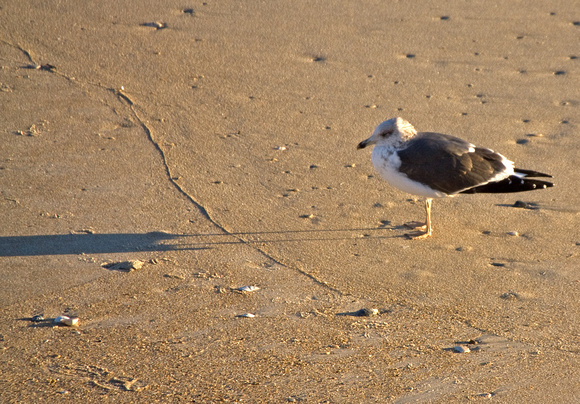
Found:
<box><xmin>236</xmin><ymin>285</ymin><xmax>260</xmax><ymax>293</ymax></box>
<box><xmin>164</xmin><ymin>273</ymin><xmax>185</xmax><ymax>280</ymax></box>
<box><xmin>513</xmin><ymin>200</ymin><xmax>539</xmax><ymax>210</ymax></box>
<box><xmin>500</xmin><ymin>291</ymin><xmax>520</xmax><ymax>300</ymax></box>
<box><xmin>102</xmin><ymin>260</ymin><xmax>144</xmax><ymax>272</ymax></box>
<box><xmin>353</xmin><ymin>308</ymin><xmax>379</xmax><ymax>317</ymax></box>
<box><xmin>31</xmin><ymin>314</ymin><xmax>45</xmax><ymax>322</ymax></box>
<box><xmin>275</xmin><ymin>146</ymin><xmax>287</xmax><ymax>151</ymax></box>
<box><xmin>453</xmin><ymin>345</ymin><xmax>470</xmax><ymax>353</ymax></box>
<box><xmin>54</xmin><ymin>315</ymin><xmax>79</xmax><ymax>327</ymax></box>
<box><xmin>141</xmin><ymin>21</ymin><xmax>167</xmax><ymax>29</ymax></box>
<box><xmin>507</xmin><ymin>231</ymin><xmax>519</xmax><ymax>237</ymax></box>
<box><xmin>236</xmin><ymin>313</ymin><xmax>255</xmax><ymax>318</ymax></box>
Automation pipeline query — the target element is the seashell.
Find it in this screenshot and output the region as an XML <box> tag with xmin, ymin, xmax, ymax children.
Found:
<box><xmin>352</xmin><ymin>308</ymin><xmax>379</xmax><ymax>317</ymax></box>
<box><xmin>236</xmin><ymin>285</ymin><xmax>260</xmax><ymax>293</ymax></box>
<box><xmin>361</xmin><ymin>308</ymin><xmax>379</xmax><ymax>317</ymax></box>
<box><xmin>31</xmin><ymin>314</ymin><xmax>45</xmax><ymax>322</ymax></box>
<box><xmin>236</xmin><ymin>313</ymin><xmax>255</xmax><ymax>318</ymax></box>
<box><xmin>453</xmin><ymin>345</ymin><xmax>470</xmax><ymax>353</ymax></box>
<box><xmin>54</xmin><ymin>315</ymin><xmax>79</xmax><ymax>327</ymax></box>
<box><xmin>141</xmin><ymin>21</ymin><xmax>167</xmax><ymax>29</ymax></box>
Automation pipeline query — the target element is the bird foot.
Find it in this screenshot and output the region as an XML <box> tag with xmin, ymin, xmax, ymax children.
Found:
<box><xmin>403</xmin><ymin>222</ymin><xmax>432</xmax><ymax>239</ymax></box>
<box><xmin>405</xmin><ymin>230</ymin><xmax>433</xmax><ymax>239</ymax></box>
<box><xmin>404</xmin><ymin>221</ymin><xmax>427</xmax><ymax>231</ymax></box>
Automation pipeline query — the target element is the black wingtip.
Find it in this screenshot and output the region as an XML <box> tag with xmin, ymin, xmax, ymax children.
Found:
<box><xmin>461</xmin><ymin>176</ymin><xmax>554</xmax><ymax>194</ymax></box>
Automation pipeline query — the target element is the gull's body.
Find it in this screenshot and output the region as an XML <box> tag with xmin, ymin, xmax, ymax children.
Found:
<box><xmin>357</xmin><ymin>117</ymin><xmax>553</xmax><ymax>238</ymax></box>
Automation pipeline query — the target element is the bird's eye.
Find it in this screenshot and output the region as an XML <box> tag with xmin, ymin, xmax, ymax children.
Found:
<box><xmin>381</xmin><ymin>130</ymin><xmax>393</xmax><ymax>137</ymax></box>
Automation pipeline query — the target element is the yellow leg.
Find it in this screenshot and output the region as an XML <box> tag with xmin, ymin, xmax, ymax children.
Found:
<box><xmin>407</xmin><ymin>198</ymin><xmax>433</xmax><ymax>239</ymax></box>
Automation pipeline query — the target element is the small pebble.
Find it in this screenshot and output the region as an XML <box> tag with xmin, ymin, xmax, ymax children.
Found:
<box><xmin>454</xmin><ymin>345</ymin><xmax>470</xmax><ymax>353</ymax></box>
<box><xmin>507</xmin><ymin>231</ymin><xmax>519</xmax><ymax>237</ymax></box>
<box><xmin>514</xmin><ymin>200</ymin><xmax>539</xmax><ymax>210</ymax></box>
<box><xmin>102</xmin><ymin>260</ymin><xmax>144</xmax><ymax>271</ymax></box>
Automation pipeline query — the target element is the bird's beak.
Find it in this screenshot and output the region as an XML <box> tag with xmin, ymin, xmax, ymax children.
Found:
<box><xmin>357</xmin><ymin>137</ymin><xmax>372</xmax><ymax>150</ymax></box>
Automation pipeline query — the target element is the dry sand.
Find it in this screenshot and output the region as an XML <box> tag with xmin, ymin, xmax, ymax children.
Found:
<box><xmin>1</xmin><ymin>0</ymin><xmax>579</xmax><ymax>402</ymax></box>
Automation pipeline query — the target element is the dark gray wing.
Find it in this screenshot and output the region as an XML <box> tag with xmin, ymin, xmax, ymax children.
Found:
<box><xmin>397</xmin><ymin>132</ymin><xmax>508</xmax><ymax>195</ymax></box>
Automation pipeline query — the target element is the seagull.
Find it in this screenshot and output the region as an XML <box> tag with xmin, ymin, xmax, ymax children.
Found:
<box><xmin>357</xmin><ymin>117</ymin><xmax>553</xmax><ymax>239</ymax></box>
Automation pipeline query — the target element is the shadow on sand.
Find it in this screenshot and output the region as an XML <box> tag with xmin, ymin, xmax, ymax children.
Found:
<box><xmin>0</xmin><ymin>225</ymin><xmax>403</xmax><ymax>257</ymax></box>
<box><xmin>0</xmin><ymin>231</ymin><xmax>208</xmax><ymax>257</ymax></box>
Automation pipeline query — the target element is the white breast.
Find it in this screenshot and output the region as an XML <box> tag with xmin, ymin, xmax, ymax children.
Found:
<box><xmin>371</xmin><ymin>145</ymin><xmax>449</xmax><ymax>198</ymax></box>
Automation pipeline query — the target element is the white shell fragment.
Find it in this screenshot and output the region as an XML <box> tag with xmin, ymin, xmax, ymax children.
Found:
<box><xmin>453</xmin><ymin>345</ymin><xmax>470</xmax><ymax>353</ymax></box>
<box><xmin>353</xmin><ymin>308</ymin><xmax>379</xmax><ymax>316</ymax></box>
<box><xmin>54</xmin><ymin>315</ymin><xmax>79</xmax><ymax>327</ymax></box>
<box><xmin>236</xmin><ymin>313</ymin><xmax>255</xmax><ymax>318</ymax></box>
<box><xmin>236</xmin><ymin>285</ymin><xmax>260</xmax><ymax>293</ymax></box>
<box><xmin>361</xmin><ymin>308</ymin><xmax>379</xmax><ymax>317</ymax></box>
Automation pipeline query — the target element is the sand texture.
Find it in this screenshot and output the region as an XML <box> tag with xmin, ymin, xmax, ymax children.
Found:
<box><xmin>1</xmin><ymin>0</ymin><xmax>579</xmax><ymax>402</ymax></box>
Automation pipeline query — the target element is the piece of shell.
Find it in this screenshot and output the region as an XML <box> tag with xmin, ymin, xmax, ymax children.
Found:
<box><xmin>31</xmin><ymin>314</ymin><xmax>45</xmax><ymax>322</ymax></box>
<box><xmin>54</xmin><ymin>315</ymin><xmax>79</xmax><ymax>327</ymax></box>
<box><xmin>236</xmin><ymin>313</ymin><xmax>255</xmax><ymax>318</ymax></box>
<box><xmin>353</xmin><ymin>308</ymin><xmax>379</xmax><ymax>317</ymax></box>
<box><xmin>102</xmin><ymin>260</ymin><xmax>144</xmax><ymax>272</ymax></box>
<box><xmin>141</xmin><ymin>21</ymin><xmax>167</xmax><ymax>29</ymax></box>
<box><xmin>236</xmin><ymin>285</ymin><xmax>260</xmax><ymax>293</ymax></box>
<box><xmin>453</xmin><ymin>345</ymin><xmax>470</xmax><ymax>353</ymax></box>
<box><xmin>361</xmin><ymin>308</ymin><xmax>379</xmax><ymax>317</ymax></box>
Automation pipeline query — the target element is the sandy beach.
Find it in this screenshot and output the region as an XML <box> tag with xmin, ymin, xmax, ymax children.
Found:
<box><xmin>1</xmin><ymin>0</ymin><xmax>579</xmax><ymax>402</ymax></box>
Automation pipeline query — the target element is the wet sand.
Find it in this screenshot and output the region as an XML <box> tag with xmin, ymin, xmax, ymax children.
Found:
<box><xmin>1</xmin><ymin>1</ymin><xmax>579</xmax><ymax>402</ymax></box>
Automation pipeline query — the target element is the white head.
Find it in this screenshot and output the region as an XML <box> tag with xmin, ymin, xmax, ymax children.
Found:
<box><xmin>357</xmin><ymin>117</ymin><xmax>417</xmax><ymax>149</ymax></box>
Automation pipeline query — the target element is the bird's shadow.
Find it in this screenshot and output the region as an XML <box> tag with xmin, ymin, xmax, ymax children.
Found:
<box><xmin>0</xmin><ymin>225</ymin><xmax>403</xmax><ymax>257</ymax></box>
<box><xmin>0</xmin><ymin>231</ymin><xmax>205</xmax><ymax>257</ymax></box>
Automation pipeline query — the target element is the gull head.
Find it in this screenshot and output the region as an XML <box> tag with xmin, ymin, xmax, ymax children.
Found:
<box><xmin>357</xmin><ymin>117</ymin><xmax>417</xmax><ymax>149</ymax></box>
